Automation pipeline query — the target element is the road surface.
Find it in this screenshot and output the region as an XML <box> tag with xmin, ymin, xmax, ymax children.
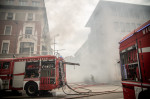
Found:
<box><xmin>1</xmin><ymin>83</ymin><xmax>123</xmax><ymax>99</ymax></box>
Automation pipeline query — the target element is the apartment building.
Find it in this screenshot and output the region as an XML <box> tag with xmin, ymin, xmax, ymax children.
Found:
<box><xmin>74</xmin><ymin>0</ymin><xmax>150</xmax><ymax>82</ymax></box>
<box><xmin>0</xmin><ymin>0</ymin><xmax>52</xmax><ymax>58</ymax></box>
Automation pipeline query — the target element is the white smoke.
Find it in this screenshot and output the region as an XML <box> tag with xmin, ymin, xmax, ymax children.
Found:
<box><xmin>45</xmin><ymin>0</ymin><xmax>150</xmax><ymax>83</ymax></box>
<box><xmin>45</xmin><ymin>0</ymin><xmax>99</xmax><ymax>57</ymax></box>
<box><xmin>65</xmin><ymin>0</ymin><xmax>150</xmax><ymax>83</ymax></box>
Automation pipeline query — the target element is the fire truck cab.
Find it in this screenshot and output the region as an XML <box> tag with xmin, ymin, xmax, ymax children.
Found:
<box><xmin>0</xmin><ymin>55</ymin><xmax>67</xmax><ymax>96</ymax></box>
<box><xmin>119</xmin><ymin>20</ymin><xmax>150</xmax><ymax>99</ymax></box>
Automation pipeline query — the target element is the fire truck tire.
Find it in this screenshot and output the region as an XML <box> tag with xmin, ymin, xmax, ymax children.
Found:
<box><xmin>25</xmin><ymin>82</ymin><xmax>38</xmax><ymax>96</ymax></box>
<box><xmin>138</xmin><ymin>90</ymin><xmax>150</xmax><ymax>99</ymax></box>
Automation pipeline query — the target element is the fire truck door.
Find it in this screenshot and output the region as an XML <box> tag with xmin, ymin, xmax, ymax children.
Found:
<box><xmin>12</xmin><ymin>62</ymin><xmax>26</xmax><ymax>88</ymax></box>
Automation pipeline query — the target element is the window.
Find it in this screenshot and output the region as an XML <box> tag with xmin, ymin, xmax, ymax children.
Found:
<box><xmin>27</xmin><ymin>13</ymin><xmax>33</xmax><ymax>21</ymax></box>
<box><xmin>2</xmin><ymin>62</ymin><xmax>10</xmax><ymax>69</ymax></box>
<box><xmin>2</xmin><ymin>42</ymin><xmax>9</xmax><ymax>54</ymax></box>
<box><xmin>6</xmin><ymin>0</ymin><xmax>14</xmax><ymax>5</ymax></box>
<box><xmin>32</xmin><ymin>1</ymin><xmax>40</xmax><ymax>6</ymax></box>
<box><xmin>19</xmin><ymin>42</ymin><xmax>34</xmax><ymax>54</ymax></box>
<box><xmin>4</xmin><ymin>26</ymin><xmax>12</xmax><ymax>35</ymax></box>
<box><xmin>7</xmin><ymin>13</ymin><xmax>13</xmax><ymax>20</ymax></box>
<box><xmin>19</xmin><ymin>0</ymin><xmax>27</xmax><ymax>6</ymax></box>
<box><xmin>25</xmin><ymin>27</ymin><xmax>32</xmax><ymax>34</ymax></box>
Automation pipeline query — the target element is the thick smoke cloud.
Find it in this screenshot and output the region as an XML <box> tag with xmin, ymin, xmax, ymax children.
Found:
<box><xmin>45</xmin><ymin>0</ymin><xmax>99</xmax><ymax>56</ymax></box>
<box><xmin>65</xmin><ymin>0</ymin><xmax>150</xmax><ymax>83</ymax></box>
<box><xmin>45</xmin><ymin>0</ymin><xmax>150</xmax><ymax>83</ymax></box>
<box><xmin>45</xmin><ymin>0</ymin><xmax>150</xmax><ymax>56</ymax></box>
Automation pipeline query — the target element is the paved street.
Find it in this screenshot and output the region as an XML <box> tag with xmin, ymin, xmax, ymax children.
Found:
<box><xmin>2</xmin><ymin>83</ymin><xmax>123</xmax><ymax>99</ymax></box>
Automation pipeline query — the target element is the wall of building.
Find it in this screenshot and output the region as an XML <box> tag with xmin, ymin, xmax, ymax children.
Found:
<box><xmin>74</xmin><ymin>1</ymin><xmax>150</xmax><ymax>83</ymax></box>
<box><xmin>0</xmin><ymin>0</ymin><xmax>52</xmax><ymax>58</ymax></box>
<box><xmin>0</xmin><ymin>0</ymin><xmax>44</xmax><ymax>7</ymax></box>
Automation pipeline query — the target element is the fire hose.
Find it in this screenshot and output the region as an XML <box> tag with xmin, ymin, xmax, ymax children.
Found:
<box><xmin>62</xmin><ymin>82</ymin><xmax>122</xmax><ymax>97</ymax></box>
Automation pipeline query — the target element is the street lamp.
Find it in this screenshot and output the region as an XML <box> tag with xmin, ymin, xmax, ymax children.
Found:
<box><xmin>53</xmin><ymin>34</ymin><xmax>59</xmax><ymax>55</ymax></box>
<box><xmin>54</xmin><ymin>36</ymin><xmax>56</xmax><ymax>55</ymax></box>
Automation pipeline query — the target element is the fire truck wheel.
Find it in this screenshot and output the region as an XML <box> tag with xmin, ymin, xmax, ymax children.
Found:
<box><xmin>25</xmin><ymin>82</ymin><xmax>38</xmax><ymax>96</ymax></box>
<box><xmin>138</xmin><ymin>90</ymin><xmax>150</xmax><ymax>99</ymax></box>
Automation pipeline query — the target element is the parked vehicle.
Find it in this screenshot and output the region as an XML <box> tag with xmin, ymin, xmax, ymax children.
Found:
<box><xmin>119</xmin><ymin>20</ymin><xmax>150</xmax><ymax>99</ymax></box>
<box><xmin>0</xmin><ymin>55</ymin><xmax>79</xmax><ymax>96</ymax></box>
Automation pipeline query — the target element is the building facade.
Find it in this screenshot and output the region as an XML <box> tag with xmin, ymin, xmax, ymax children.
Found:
<box><xmin>0</xmin><ymin>0</ymin><xmax>52</xmax><ymax>58</ymax></box>
<box><xmin>74</xmin><ymin>1</ymin><xmax>150</xmax><ymax>83</ymax></box>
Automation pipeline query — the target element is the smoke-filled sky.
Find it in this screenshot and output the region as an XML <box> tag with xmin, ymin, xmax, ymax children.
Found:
<box><xmin>45</xmin><ymin>0</ymin><xmax>150</xmax><ymax>57</ymax></box>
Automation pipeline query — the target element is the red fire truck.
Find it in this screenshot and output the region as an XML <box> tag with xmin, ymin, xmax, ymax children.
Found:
<box><xmin>119</xmin><ymin>20</ymin><xmax>150</xmax><ymax>99</ymax></box>
<box><xmin>0</xmin><ymin>55</ymin><xmax>79</xmax><ymax>96</ymax></box>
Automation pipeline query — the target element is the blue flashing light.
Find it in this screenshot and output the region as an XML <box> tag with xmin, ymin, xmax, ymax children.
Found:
<box><xmin>136</xmin><ymin>24</ymin><xmax>150</xmax><ymax>32</ymax></box>
<box><xmin>120</xmin><ymin>33</ymin><xmax>134</xmax><ymax>44</ymax></box>
<box><xmin>120</xmin><ymin>23</ymin><xmax>150</xmax><ymax>44</ymax></box>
